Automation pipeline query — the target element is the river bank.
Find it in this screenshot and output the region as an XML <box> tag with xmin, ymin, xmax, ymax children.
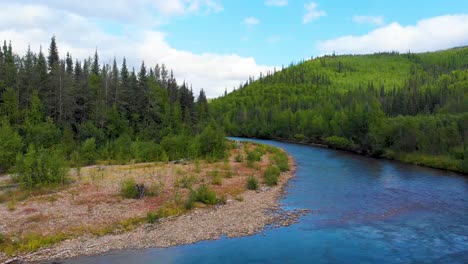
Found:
<box><xmin>266</xmin><ymin>137</ymin><xmax>467</xmax><ymax>175</ymax></box>
<box><xmin>0</xmin><ymin>143</ymin><xmax>301</xmax><ymax>263</ymax></box>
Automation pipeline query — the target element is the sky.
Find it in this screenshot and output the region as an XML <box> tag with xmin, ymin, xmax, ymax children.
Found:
<box><xmin>0</xmin><ymin>0</ymin><xmax>467</xmax><ymax>98</ymax></box>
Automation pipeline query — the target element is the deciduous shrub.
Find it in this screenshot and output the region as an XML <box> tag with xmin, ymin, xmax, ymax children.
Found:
<box><xmin>15</xmin><ymin>145</ymin><xmax>68</xmax><ymax>188</ymax></box>
<box><xmin>197</xmin><ymin>124</ymin><xmax>226</xmax><ymax>160</ymax></box>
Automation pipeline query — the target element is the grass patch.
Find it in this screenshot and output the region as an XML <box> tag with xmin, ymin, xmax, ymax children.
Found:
<box><xmin>235</xmin><ymin>153</ymin><xmax>243</xmax><ymax>162</ymax></box>
<box><xmin>0</xmin><ymin>233</ymin><xmax>69</xmax><ymax>256</ymax></box>
<box><xmin>223</xmin><ymin>170</ymin><xmax>233</xmax><ymax>178</ymax></box>
<box><xmin>246</xmin><ymin>176</ymin><xmax>259</xmax><ymax>190</ymax></box>
<box><xmin>264</xmin><ymin>165</ymin><xmax>280</xmax><ymax>186</ymax></box>
<box><xmin>209</xmin><ymin>170</ymin><xmax>223</xmax><ymax>186</ymax></box>
<box><xmin>7</xmin><ymin>200</ymin><xmax>16</xmax><ymax>211</ymax></box>
<box><xmin>234</xmin><ymin>195</ymin><xmax>244</xmax><ymax>202</ymax></box>
<box><xmin>146</xmin><ymin>181</ymin><xmax>164</xmax><ymax>197</ymax></box>
<box><xmin>175</xmin><ymin>175</ymin><xmax>197</xmax><ymax>189</ymax></box>
<box><xmin>146</xmin><ymin>211</ymin><xmax>158</xmax><ymax>224</ymax></box>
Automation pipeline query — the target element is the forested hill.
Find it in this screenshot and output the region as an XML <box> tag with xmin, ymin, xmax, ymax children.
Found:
<box><xmin>211</xmin><ymin>47</ymin><xmax>468</xmax><ymax>174</ymax></box>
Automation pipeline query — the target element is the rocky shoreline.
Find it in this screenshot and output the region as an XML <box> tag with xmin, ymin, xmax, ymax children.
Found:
<box><xmin>1</xmin><ymin>157</ymin><xmax>305</xmax><ymax>264</ymax></box>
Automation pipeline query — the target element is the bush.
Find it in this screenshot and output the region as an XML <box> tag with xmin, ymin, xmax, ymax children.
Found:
<box><xmin>79</xmin><ymin>138</ymin><xmax>97</xmax><ymax>165</ymax></box>
<box><xmin>112</xmin><ymin>134</ymin><xmax>132</xmax><ymax>163</ymax></box>
<box><xmin>15</xmin><ymin>145</ymin><xmax>68</xmax><ymax>188</ymax></box>
<box><xmin>264</xmin><ymin>165</ymin><xmax>280</xmax><ymax>186</ymax></box>
<box><xmin>0</xmin><ymin>121</ymin><xmax>23</xmax><ymax>172</ymax></box>
<box><xmin>273</xmin><ymin>151</ymin><xmax>289</xmax><ymax>172</ymax></box>
<box><xmin>120</xmin><ymin>179</ymin><xmax>139</xmax><ymax>199</ymax></box>
<box><xmin>132</xmin><ymin>141</ymin><xmax>168</xmax><ymax>163</ymax></box>
<box><xmin>161</xmin><ymin>134</ymin><xmax>191</xmax><ymax>161</ymax></box>
<box><xmin>247</xmin><ymin>148</ymin><xmax>263</xmax><ymax>163</ymax></box>
<box><xmin>146</xmin><ymin>211</ymin><xmax>158</xmax><ymax>224</ymax></box>
<box><xmin>235</xmin><ymin>153</ymin><xmax>243</xmax><ymax>162</ymax></box>
<box><xmin>197</xmin><ymin>124</ymin><xmax>226</xmax><ymax>160</ymax></box>
<box><xmin>247</xmin><ymin>176</ymin><xmax>259</xmax><ymax>190</ymax></box>
<box><xmin>186</xmin><ymin>184</ymin><xmax>218</xmax><ymax>209</ymax></box>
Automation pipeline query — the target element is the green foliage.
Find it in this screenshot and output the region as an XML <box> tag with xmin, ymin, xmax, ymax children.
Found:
<box><xmin>23</xmin><ymin>118</ymin><xmax>62</xmax><ymax>149</ymax></box>
<box><xmin>272</xmin><ymin>151</ymin><xmax>289</xmax><ymax>172</ymax></box>
<box><xmin>160</xmin><ymin>134</ymin><xmax>192</xmax><ymax>161</ymax></box>
<box><xmin>131</xmin><ymin>141</ymin><xmax>168</xmax><ymax>163</ymax></box>
<box><xmin>263</xmin><ymin>165</ymin><xmax>280</xmax><ymax>186</ymax></box>
<box><xmin>235</xmin><ymin>153</ymin><xmax>243</xmax><ymax>162</ymax></box>
<box><xmin>211</xmin><ymin>174</ymin><xmax>223</xmax><ymax>186</ymax></box>
<box><xmin>146</xmin><ymin>211</ymin><xmax>158</xmax><ymax>224</ymax></box>
<box><xmin>112</xmin><ymin>134</ymin><xmax>133</xmax><ymax>163</ymax></box>
<box><xmin>246</xmin><ymin>176</ymin><xmax>259</xmax><ymax>190</ymax></box>
<box><xmin>175</xmin><ymin>175</ymin><xmax>197</xmax><ymax>189</ymax></box>
<box><xmin>15</xmin><ymin>145</ymin><xmax>68</xmax><ymax>188</ymax></box>
<box><xmin>247</xmin><ymin>148</ymin><xmax>263</xmax><ymax>162</ymax></box>
<box><xmin>120</xmin><ymin>179</ymin><xmax>139</xmax><ymax>199</ymax></box>
<box><xmin>325</xmin><ymin>136</ymin><xmax>353</xmax><ymax>150</ymax></box>
<box><xmin>186</xmin><ymin>184</ymin><xmax>218</xmax><ymax>209</ymax></box>
<box><xmin>197</xmin><ymin>123</ymin><xmax>226</xmax><ymax>160</ymax></box>
<box><xmin>0</xmin><ymin>120</ymin><xmax>23</xmax><ymax>172</ymax></box>
<box><xmin>79</xmin><ymin>138</ymin><xmax>98</xmax><ymax>165</ymax></box>
<box><xmin>211</xmin><ymin>48</ymin><xmax>468</xmax><ymax>173</ymax></box>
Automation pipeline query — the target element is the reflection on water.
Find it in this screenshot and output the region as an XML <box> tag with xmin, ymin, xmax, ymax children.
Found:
<box><xmin>61</xmin><ymin>138</ymin><xmax>468</xmax><ymax>264</ymax></box>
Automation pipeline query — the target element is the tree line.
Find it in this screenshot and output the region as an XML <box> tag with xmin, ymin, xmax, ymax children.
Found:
<box><xmin>0</xmin><ymin>37</ymin><xmax>224</xmax><ymax>187</ymax></box>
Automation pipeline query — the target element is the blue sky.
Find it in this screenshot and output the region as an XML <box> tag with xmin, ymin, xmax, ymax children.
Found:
<box><xmin>161</xmin><ymin>0</ymin><xmax>468</xmax><ymax>65</ymax></box>
<box><xmin>0</xmin><ymin>0</ymin><xmax>467</xmax><ymax>97</ymax></box>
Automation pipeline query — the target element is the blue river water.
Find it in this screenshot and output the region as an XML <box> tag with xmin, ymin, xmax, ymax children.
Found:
<box><xmin>61</xmin><ymin>138</ymin><xmax>468</xmax><ymax>264</ymax></box>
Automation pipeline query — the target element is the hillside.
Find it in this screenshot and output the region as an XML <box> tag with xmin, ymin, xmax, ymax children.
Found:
<box><xmin>211</xmin><ymin>47</ymin><xmax>468</xmax><ymax>173</ymax></box>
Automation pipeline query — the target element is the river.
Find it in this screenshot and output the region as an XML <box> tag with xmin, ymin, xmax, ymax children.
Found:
<box><xmin>61</xmin><ymin>138</ymin><xmax>468</xmax><ymax>264</ymax></box>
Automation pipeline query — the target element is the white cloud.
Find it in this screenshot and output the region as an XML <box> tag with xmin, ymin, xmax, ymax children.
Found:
<box><xmin>303</xmin><ymin>2</ymin><xmax>326</xmax><ymax>24</ymax></box>
<box><xmin>243</xmin><ymin>17</ymin><xmax>260</xmax><ymax>26</ymax></box>
<box><xmin>318</xmin><ymin>15</ymin><xmax>468</xmax><ymax>55</ymax></box>
<box><xmin>353</xmin><ymin>15</ymin><xmax>384</xmax><ymax>25</ymax></box>
<box><xmin>265</xmin><ymin>0</ymin><xmax>288</xmax><ymax>7</ymax></box>
<box><xmin>9</xmin><ymin>0</ymin><xmax>223</xmax><ymax>22</ymax></box>
<box><xmin>0</xmin><ymin>3</ymin><xmax>272</xmax><ymax>98</ymax></box>
<box><xmin>140</xmin><ymin>32</ymin><xmax>272</xmax><ymax>97</ymax></box>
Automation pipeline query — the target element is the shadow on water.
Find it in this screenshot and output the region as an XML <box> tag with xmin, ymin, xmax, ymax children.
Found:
<box><xmin>57</xmin><ymin>138</ymin><xmax>468</xmax><ymax>264</ymax></box>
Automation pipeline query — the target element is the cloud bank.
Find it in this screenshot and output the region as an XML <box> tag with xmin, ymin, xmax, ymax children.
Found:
<box><xmin>318</xmin><ymin>15</ymin><xmax>468</xmax><ymax>55</ymax></box>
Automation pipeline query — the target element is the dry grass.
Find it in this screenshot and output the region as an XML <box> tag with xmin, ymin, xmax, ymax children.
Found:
<box><xmin>0</xmin><ymin>142</ymin><xmax>289</xmax><ymax>257</ymax></box>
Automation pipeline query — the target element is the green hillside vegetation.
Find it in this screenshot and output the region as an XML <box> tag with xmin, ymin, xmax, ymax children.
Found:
<box><xmin>0</xmin><ymin>37</ymin><xmax>226</xmax><ymax>188</ymax></box>
<box><xmin>211</xmin><ymin>47</ymin><xmax>468</xmax><ymax>173</ymax></box>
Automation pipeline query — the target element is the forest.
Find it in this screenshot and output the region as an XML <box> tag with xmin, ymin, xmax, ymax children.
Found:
<box><xmin>0</xmin><ymin>36</ymin><xmax>467</xmax><ymax>187</ymax></box>
<box><xmin>211</xmin><ymin>47</ymin><xmax>468</xmax><ymax>173</ymax></box>
<box><xmin>0</xmin><ymin>37</ymin><xmax>225</xmax><ymax>188</ymax></box>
